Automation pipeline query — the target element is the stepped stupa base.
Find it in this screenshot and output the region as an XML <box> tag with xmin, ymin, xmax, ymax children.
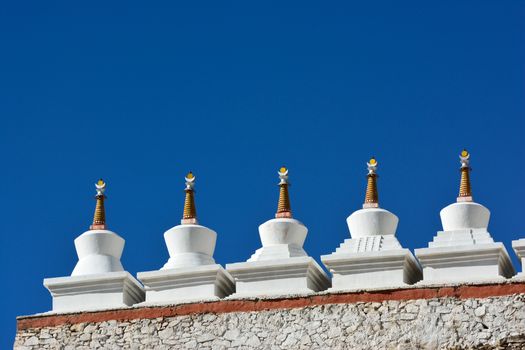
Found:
<box><xmin>137</xmin><ymin>264</ymin><xmax>235</xmax><ymax>303</ymax></box>
<box><xmin>247</xmin><ymin>244</ymin><xmax>307</xmax><ymax>262</ymax></box>
<box><xmin>415</xmin><ymin>242</ymin><xmax>514</xmax><ymax>284</ymax></box>
<box><xmin>511</xmin><ymin>238</ymin><xmax>525</xmax><ymax>279</ymax></box>
<box><xmin>226</xmin><ymin>256</ymin><xmax>330</xmax><ymax>297</ymax></box>
<box><xmin>44</xmin><ymin>271</ymin><xmax>144</xmax><ymax>312</ymax></box>
<box><xmin>321</xmin><ymin>249</ymin><xmax>422</xmax><ymax>290</ymax></box>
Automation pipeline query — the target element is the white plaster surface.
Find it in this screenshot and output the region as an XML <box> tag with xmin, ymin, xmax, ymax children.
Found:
<box><xmin>332</xmin><ymin>234</ymin><xmax>403</xmax><ymax>254</ymax></box>
<box><xmin>346</xmin><ymin>208</ymin><xmax>398</xmax><ymax>238</ymax></box>
<box><xmin>162</xmin><ymin>224</ymin><xmax>217</xmax><ymax>269</ymax></box>
<box><xmin>258</xmin><ymin>218</ymin><xmax>307</xmax><ymax>247</ymax></box>
<box><xmin>247</xmin><ymin>218</ymin><xmax>308</xmax><ymax>261</ymax></box>
<box><xmin>137</xmin><ymin>222</ymin><xmax>231</xmax><ymax>304</ymax></box>
<box><xmin>322</xmin><ymin>207</ymin><xmax>421</xmax><ymax>290</ymax></box>
<box><xmin>43</xmin><ymin>271</ymin><xmax>145</xmax><ymax>312</ymax></box>
<box><xmin>416</xmin><ymin>201</ymin><xmax>515</xmax><ymax>283</ymax></box>
<box><xmin>227</xmin><ymin>218</ymin><xmax>329</xmax><ymax>295</ymax></box>
<box><xmin>71</xmin><ymin>230</ymin><xmax>125</xmax><ymax>276</ymax></box>
<box><xmin>137</xmin><ymin>223</ymin><xmax>231</xmax><ymax>303</ymax></box>
<box><xmin>416</xmin><ymin>243</ymin><xmax>514</xmax><ymax>283</ymax></box>
<box><xmin>45</xmin><ymin>229</ymin><xmax>144</xmax><ymax>312</ymax></box>
<box><xmin>137</xmin><ymin>264</ymin><xmax>235</xmax><ymax>303</ymax></box>
<box><xmin>440</xmin><ymin>202</ymin><xmax>490</xmax><ymax>231</ymax></box>
<box><xmin>322</xmin><ymin>249</ymin><xmax>422</xmax><ymax>290</ymax></box>
<box><xmin>512</xmin><ymin>238</ymin><xmax>525</xmax><ymax>278</ymax></box>
<box><xmin>247</xmin><ymin>244</ymin><xmax>307</xmax><ymax>262</ymax></box>
<box><xmin>427</xmin><ymin>228</ymin><xmax>495</xmax><ymax>248</ymax></box>
<box><xmin>226</xmin><ymin>256</ymin><xmax>330</xmax><ymax>296</ymax></box>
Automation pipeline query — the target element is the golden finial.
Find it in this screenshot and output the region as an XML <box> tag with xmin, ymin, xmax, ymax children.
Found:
<box><xmin>363</xmin><ymin>157</ymin><xmax>379</xmax><ymax>208</ymax></box>
<box><xmin>276</xmin><ymin>166</ymin><xmax>292</xmax><ymax>218</ymax></box>
<box><xmin>90</xmin><ymin>179</ymin><xmax>107</xmax><ymax>230</ymax></box>
<box><xmin>457</xmin><ymin>149</ymin><xmax>473</xmax><ymax>202</ymax></box>
<box><xmin>181</xmin><ymin>171</ymin><xmax>198</xmax><ymax>224</ymax></box>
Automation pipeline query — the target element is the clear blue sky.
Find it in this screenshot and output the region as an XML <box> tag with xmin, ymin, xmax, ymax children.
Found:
<box><xmin>1</xmin><ymin>1</ymin><xmax>524</xmax><ymax>346</ymax></box>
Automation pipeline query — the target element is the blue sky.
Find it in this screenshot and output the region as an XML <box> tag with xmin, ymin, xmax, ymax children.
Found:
<box><xmin>1</xmin><ymin>1</ymin><xmax>524</xmax><ymax>346</ymax></box>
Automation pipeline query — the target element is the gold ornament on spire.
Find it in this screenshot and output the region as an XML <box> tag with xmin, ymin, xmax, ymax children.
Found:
<box><xmin>363</xmin><ymin>157</ymin><xmax>379</xmax><ymax>208</ymax></box>
<box><xmin>90</xmin><ymin>179</ymin><xmax>107</xmax><ymax>230</ymax></box>
<box><xmin>181</xmin><ymin>171</ymin><xmax>198</xmax><ymax>224</ymax></box>
<box><xmin>276</xmin><ymin>166</ymin><xmax>292</xmax><ymax>218</ymax></box>
<box><xmin>457</xmin><ymin>149</ymin><xmax>473</xmax><ymax>202</ymax></box>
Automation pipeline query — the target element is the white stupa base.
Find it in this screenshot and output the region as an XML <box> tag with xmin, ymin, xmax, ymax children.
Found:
<box><xmin>321</xmin><ymin>249</ymin><xmax>422</xmax><ymax>291</ymax></box>
<box><xmin>427</xmin><ymin>228</ymin><xmax>495</xmax><ymax>248</ymax></box>
<box><xmin>511</xmin><ymin>238</ymin><xmax>525</xmax><ymax>279</ymax></box>
<box><xmin>415</xmin><ymin>243</ymin><xmax>515</xmax><ymax>284</ymax></box>
<box><xmin>137</xmin><ymin>264</ymin><xmax>235</xmax><ymax>303</ymax></box>
<box><xmin>346</xmin><ymin>208</ymin><xmax>399</xmax><ymax>239</ymax></box>
<box><xmin>330</xmin><ymin>234</ymin><xmax>403</xmax><ymax>254</ymax></box>
<box><xmin>226</xmin><ymin>256</ymin><xmax>330</xmax><ymax>297</ymax></box>
<box><xmin>249</xmin><ymin>218</ymin><xmax>308</xmax><ymax>262</ymax></box>
<box><xmin>71</xmin><ymin>230</ymin><xmax>125</xmax><ymax>276</ymax></box>
<box><xmin>247</xmin><ymin>244</ymin><xmax>307</xmax><ymax>262</ymax></box>
<box><xmin>440</xmin><ymin>202</ymin><xmax>490</xmax><ymax>231</ymax></box>
<box><xmin>162</xmin><ymin>224</ymin><xmax>217</xmax><ymax>269</ymax></box>
<box><xmin>162</xmin><ymin>253</ymin><xmax>215</xmax><ymax>270</ymax></box>
<box><xmin>44</xmin><ymin>271</ymin><xmax>145</xmax><ymax>312</ymax></box>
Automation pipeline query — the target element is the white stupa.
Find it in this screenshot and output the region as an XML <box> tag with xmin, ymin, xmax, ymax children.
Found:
<box><xmin>321</xmin><ymin>158</ymin><xmax>422</xmax><ymax>290</ymax></box>
<box><xmin>44</xmin><ymin>180</ymin><xmax>145</xmax><ymax>312</ymax></box>
<box><xmin>415</xmin><ymin>150</ymin><xmax>514</xmax><ymax>283</ymax></box>
<box><xmin>226</xmin><ymin>167</ymin><xmax>330</xmax><ymax>296</ymax></box>
<box><xmin>137</xmin><ymin>172</ymin><xmax>235</xmax><ymax>303</ymax></box>
<box><xmin>512</xmin><ymin>239</ymin><xmax>525</xmax><ymax>279</ymax></box>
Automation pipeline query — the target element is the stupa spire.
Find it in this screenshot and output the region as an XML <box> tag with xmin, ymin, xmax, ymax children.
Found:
<box><xmin>182</xmin><ymin>172</ymin><xmax>198</xmax><ymax>224</ymax></box>
<box><xmin>363</xmin><ymin>157</ymin><xmax>379</xmax><ymax>208</ymax></box>
<box><xmin>90</xmin><ymin>179</ymin><xmax>107</xmax><ymax>230</ymax></box>
<box><xmin>457</xmin><ymin>149</ymin><xmax>473</xmax><ymax>202</ymax></box>
<box><xmin>276</xmin><ymin>167</ymin><xmax>292</xmax><ymax>218</ymax></box>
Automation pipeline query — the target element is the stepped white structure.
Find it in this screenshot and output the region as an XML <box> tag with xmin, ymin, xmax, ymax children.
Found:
<box><xmin>415</xmin><ymin>150</ymin><xmax>514</xmax><ymax>283</ymax></box>
<box><xmin>226</xmin><ymin>167</ymin><xmax>330</xmax><ymax>296</ymax></box>
<box><xmin>137</xmin><ymin>173</ymin><xmax>235</xmax><ymax>303</ymax></box>
<box><xmin>38</xmin><ymin>154</ymin><xmax>521</xmax><ymax>316</ymax></box>
<box><xmin>321</xmin><ymin>158</ymin><xmax>422</xmax><ymax>290</ymax></box>
<box><xmin>44</xmin><ymin>180</ymin><xmax>144</xmax><ymax>312</ymax></box>
<box><xmin>512</xmin><ymin>239</ymin><xmax>525</xmax><ymax>279</ymax></box>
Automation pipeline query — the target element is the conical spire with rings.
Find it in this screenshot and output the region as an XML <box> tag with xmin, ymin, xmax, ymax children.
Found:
<box><xmin>182</xmin><ymin>172</ymin><xmax>198</xmax><ymax>224</ymax></box>
<box><xmin>90</xmin><ymin>179</ymin><xmax>107</xmax><ymax>230</ymax></box>
<box><xmin>457</xmin><ymin>149</ymin><xmax>473</xmax><ymax>202</ymax></box>
<box><xmin>363</xmin><ymin>158</ymin><xmax>379</xmax><ymax>208</ymax></box>
<box><xmin>276</xmin><ymin>167</ymin><xmax>292</xmax><ymax>218</ymax></box>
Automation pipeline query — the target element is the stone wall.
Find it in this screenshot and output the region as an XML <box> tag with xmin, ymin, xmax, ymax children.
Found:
<box><xmin>15</xmin><ymin>283</ymin><xmax>525</xmax><ymax>349</ymax></box>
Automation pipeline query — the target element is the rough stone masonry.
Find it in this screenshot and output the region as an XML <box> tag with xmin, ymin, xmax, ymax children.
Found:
<box><xmin>14</xmin><ymin>283</ymin><xmax>525</xmax><ymax>349</ymax></box>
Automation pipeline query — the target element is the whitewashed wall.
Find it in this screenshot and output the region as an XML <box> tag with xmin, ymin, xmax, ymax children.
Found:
<box><xmin>15</xmin><ymin>293</ymin><xmax>525</xmax><ymax>350</ymax></box>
